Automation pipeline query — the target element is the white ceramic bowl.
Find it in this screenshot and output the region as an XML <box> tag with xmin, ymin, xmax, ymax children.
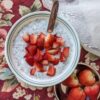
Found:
<box><xmin>5</xmin><ymin>11</ymin><xmax>80</xmax><ymax>87</ymax></box>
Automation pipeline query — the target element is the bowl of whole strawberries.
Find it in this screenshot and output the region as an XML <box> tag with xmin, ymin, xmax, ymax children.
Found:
<box><xmin>5</xmin><ymin>11</ymin><xmax>80</xmax><ymax>87</ymax></box>
<box><xmin>54</xmin><ymin>63</ymin><xmax>100</xmax><ymax>100</ymax></box>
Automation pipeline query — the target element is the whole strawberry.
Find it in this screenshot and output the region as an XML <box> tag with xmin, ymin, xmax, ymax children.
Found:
<box><xmin>62</xmin><ymin>72</ymin><xmax>80</xmax><ymax>88</ymax></box>
<box><xmin>79</xmin><ymin>69</ymin><xmax>96</xmax><ymax>86</ymax></box>
<box><xmin>84</xmin><ymin>83</ymin><xmax>100</xmax><ymax>100</ymax></box>
<box><xmin>67</xmin><ymin>87</ymin><xmax>86</xmax><ymax>100</ymax></box>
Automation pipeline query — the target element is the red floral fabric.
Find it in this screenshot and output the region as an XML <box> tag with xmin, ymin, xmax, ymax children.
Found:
<box><xmin>0</xmin><ymin>0</ymin><xmax>100</xmax><ymax>100</ymax></box>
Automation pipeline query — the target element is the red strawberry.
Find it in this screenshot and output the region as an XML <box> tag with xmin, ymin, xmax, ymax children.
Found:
<box><xmin>51</xmin><ymin>58</ymin><xmax>59</xmax><ymax>65</ymax></box>
<box><xmin>42</xmin><ymin>60</ymin><xmax>49</xmax><ymax>66</ymax></box>
<box><xmin>60</xmin><ymin>52</ymin><xmax>66</xmax><ymax>62</ymax></box>
<box><xmin>34</xmin><ymin>62</ymin><xmax>44</xmax><ymax>72</ymax></box>
<box><xmin>37</xmin><ymin>33</ymin><xmax>45</xmax><ymax>50</ymax></box>
<box><xmin>43</xmin><ymin>53</ymin><xmax>55</xmax><ymax>62</ymax></box>
<box><xmin>30</xmin><ymin>68</ymin><xmax>36</xmax><ymax>75</ymax></box>
<box><xmin>44</xmin><ymin>34</ymin><xmax>55</xmax><ymax>49</ymax></box>
<box><xmin>30</xmin><ymin>34</ymin><xmax>37</xmax><ymax>44</ymax></box>
<box><xmin>46</xmin><ymin>49</ymin><xmax>59</xmax><ymax>55</ymax></box>
<box><xmin>39</xmin><ymin>32</ymin><xmax>45</xmax><ymax>38</ymax></box>
<box><xmin>56</xmin><ymin>37</ymin><xmax>64</xmax><ymax>46</ymax></box>
<box><xmin>67</xmin><ymin>87</ymin><xmax>86</xmax><ymax>100</ymax></box>
<box><xmin>24</xmin><ymin>52</ymin><xmax>30</xmax><ymax>58</ymax></box>
<box><xmin>79</xmin><ymin>69</ymin><xmax>96</xmax><ymax>86</ymax></box>
<box><xmin>22</xmin><ymin>33</ymin><xmax>30</xmax><ymax>43</ymax></box>
<box><xmin>47</xmin><ymin>53</ymin><xmax>55</xmax><ymax>62</ymax></box>
<box><xmin>43</xmin><ymin>53</ymin><xmax>48</xmax><ymax>60</ymax></box>
<box><xmin>25</xmin><ymin>45</ymin><xmax>37</xmax><ymax>56</ymax></box>
<box><xmin>62</xmin><ymin>72</ymin><xmax>80</xmax><ymax>87</ymax></box>
<box><xmin>62</xmin><ymin>47</ymin><xmax>70</xmax><ymax>58</ymax></box>
<box><xmin>52</xmin><ymin>42</ymin><xmax>60</xmax><ymax>49</ymax></box>
<box><xmin>47</xmin><ymin>65</ymin><xmax>56</xmax><ymax>76</ymax></box>
<box><xmin>60</xmin><ymin>47</ymin><xmax>69</xmax><ymax>62</ymax></box>
<box><xmin>25</xmin><ymin>56</ymin><xmax>34</xmax><ymax>66</ymax></box>
<box><xmin>43</xmin><ymin>53</ymin><xmax>59</xmax><ymax>65</ymax></box>
<box><xmin>33</xmin><ymin>49</ymin><xmax>42</xmax><ymax>62</ymax></box>
<box><xmin>84</xmin><ymin>83</ymin><xmax>100</xmax><ymax>100</ymax></box>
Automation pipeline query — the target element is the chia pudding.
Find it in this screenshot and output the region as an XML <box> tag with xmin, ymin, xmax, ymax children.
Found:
<box><xmin>12</xmin><ymin>19</ymin><xmax>73</xmax><ymax>80</ymax></box>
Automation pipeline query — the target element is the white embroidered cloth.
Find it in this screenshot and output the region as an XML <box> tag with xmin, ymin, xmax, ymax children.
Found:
<box><xmin>42</xmin><ymin>0</ymin><xmax>100</xmax><ymax>56</ymax></box>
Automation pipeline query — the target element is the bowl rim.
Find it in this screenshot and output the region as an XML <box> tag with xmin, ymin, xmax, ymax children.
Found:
<box><xmin>5</xmin><ymin>11</ymin><xmax>80</xmax><ymax>87</ymax></box>
<box><xmin>54</xmin><ymin>62</ymin><xmax>100</xmax><ymax>100</ymax></box>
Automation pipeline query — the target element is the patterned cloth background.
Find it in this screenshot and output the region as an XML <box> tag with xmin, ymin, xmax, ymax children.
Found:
<box><xmin>0</xmin><ymin>0</ymin><xmax>100</xmax><ymax>100</ymax></box>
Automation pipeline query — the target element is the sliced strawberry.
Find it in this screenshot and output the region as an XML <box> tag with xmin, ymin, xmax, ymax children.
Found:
<box><xmin>33</xmin><ymin>49</ymin><xmax>42</xmax><ymax>62</ymax></box>
<box><xmin>37</xmin><ymin>39</ymin><xmax>44</xmax><ymax>50</ymax></box>
<box><xmin>43</xmin><ymin>53</ymin><xmax>48</xmax><ymax>60</ymax></box>
<box><xmin>39</xmin><ymin>32</ymin><xmax>45</xmax><ymax>38</ymax></box>
<box><xmin>44</xmin><ymin>34</ymin><xmax>55</xmax><ymax>49</ymax></box>
<box><xmin>52</xmin><ymin>42</ymin><xmax>60</xmax><ymax>49</ymax></box>
<box><xmin>47</xmin><ymin>54</ymin><xmax>55</xmax><ymax>62</ymax></box>
<box><xmin>30</xmin><ymin>68</ymin><xmax>36</xmax><ymax>75</ymax></box>
<box><xmin>22</xmin><ymin>33</ymin><xmax>30</xmax><ymax>43</ymax></box>
<box><xmin>43</xmin><ymin>52</ymin><xmax>59</xmax><ymax>65</ymax></box>
<box><xmin>42</xmin><ymin>60</ymin><xmax>49</xmax><ymax>66</ymax></box>
<box><xmin>47</xmin><ymin>65</ymin><xmax>56</xmax><ymax>76</ymax></box>
<box><xmin>25</xmin><ymin>56</ymin><xmax>34</xmax><ymax>66</ymax></box>
<box><xmin>44</xmin><ymin>53</ymin><xmax>55</xmax><ymax>62</ymax></box>
<box><xmin>56</xmin><ymin>37</ymin><xmax>64</xmax><ymax>46</ymax></box>
<box><xmin>46</xmin><ymin>49</ymin><xmax>59</xmax><ymax>55</ymax></box>
<box><xmin>62</xmin><ymin>47</ymin><xmax>70</xmax><ymax>58</ymax></box>
<box><xmin>24</xmin><ymin>52</ymin><xmax>31</xmax><ymax>58</ymax></box>
<box><xmin>30</xmin><ymin>34</ymin><xmax>37</xmax><ymax>44</ymax></box>
<box><xmin>34</xmin><ymin>62</ymin><xmax>44</xmax><ymax>72</ymax></box>
<box><xmin>25</xmin><ymin>45</ymin><xmax>37</xmax><ymax>56</ymax></box>
<box><xmin>60</xmin><ymin>52</ymin><xmax>66</xmax><ymax>62</ymax></box>
<box><xmin>51</xmin><ymin>58</ymin><xmax>59</xmax><ymax>65</ymax></box>
<box><xmin>37</xmin><ymin>33</ymin><xmax>45</xmax><ymax>50</ymax></box>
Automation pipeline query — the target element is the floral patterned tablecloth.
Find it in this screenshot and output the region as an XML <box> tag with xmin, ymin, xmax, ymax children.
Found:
<box><xmin>0</xmin><ymin>0</ymin><xmax>100</xmax><ymax>100</ymax></box>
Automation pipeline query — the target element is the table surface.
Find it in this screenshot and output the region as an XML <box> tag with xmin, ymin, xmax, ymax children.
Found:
<box><xmin>0</xmin><ymin>0</ymin><xmax>100</xmax><ymax>100</ymax></box>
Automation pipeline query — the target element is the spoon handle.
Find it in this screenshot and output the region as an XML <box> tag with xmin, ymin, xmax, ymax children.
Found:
<box><xmin>47</xmin><ymin>0</ymin><xmax>59</xmax><ymax>33</ymax></box>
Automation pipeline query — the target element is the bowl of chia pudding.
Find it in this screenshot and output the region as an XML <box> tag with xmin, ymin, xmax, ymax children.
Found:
<box><xmin>5</xmin><ymin>11</ymin><xmax>80</xmax><ymax>87</ymax></box>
